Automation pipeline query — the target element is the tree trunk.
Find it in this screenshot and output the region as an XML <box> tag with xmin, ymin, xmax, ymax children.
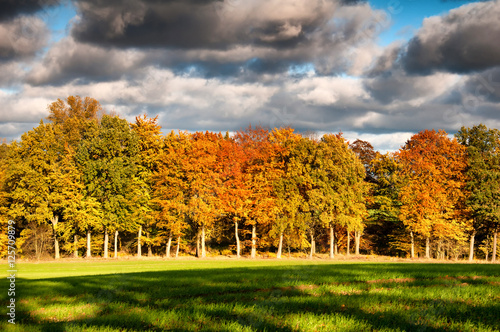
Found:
<box><xmin>86</xmin><ymin>230</ymin><xmax>91</xmax><ymax>258</ymax></box>
<box><xmin>355</xmin><ymin>231</ymin><xmax>361</xmax><ymax>255</ymax></box>
<box><xmin>425</xmin><ymin>237</ymin><xmax>430</xmax><ymax>259</ymax></box>
<box><xmin>166</xmin><ymin>233</ymin><xmax>172</xmax><ymax>258</ymax></box>
<box><xmin>251</xmin><ymin>224</ymin><xmax>257</xmax><ymax>259</ymax></box>
<box><xmin>137</xmin><ymin>225</ymin><xmax>142</xmax><ymax>257</ymax></box>
<box><xmin>485</xmin><ymin>236</ymin><xmax>489</xmax><ymax>261</ymax></box>
<box><xmin>347</xmin><ymin>230</ymin><xmax>351</xmax><ymax>256</ymax></box>
<box><xmin>196</xmin><ymin>230</ymin><xmax>200</xmax><ymax>258</ymax></box>
<box><xmin>51</xmin><ymin>215</ymin><xmax>60</xmax><ymax>259</ymax></box>
<box><xmin>114</xmin><ymin>230</ymin><xmax>118</xmax><ymax>259</ymax></box>
<box><xmin>201</xmin><ymin>225</ymin><xmax>206</xmax><ymax>258</ymax></box>
<box><xmin>410</xmin><ymin>231</ymin><xmax>415</xmax><ymax>259</ymax></box>
<box><xmin>104</xmin><ymin>227</ymin><xmax>109</xmax><ymax>259</ymax></box>
<box><xmin>147</xmin><ymin>232</ymin><xmax>152</xmax><ymax>257</ymax></box>
<box><xmin>235</xmin><ymin>221</ymin><xmax>241</xmax><ymax>258</ymax></box>
<box><xmin>309</xmin><ymin>231</ymin><xmax>315</xmax><ymax>259</ymax></box>
<box><xmin>329</xmin><ymin>226</ymin><xmax>335</xmax><ymax>259</ymax></box>
<box><xmin>74</xmin><ymin>234</ymin><xmax>78</xmax><ymax>258</ymax></box>
<box><xmin>277</xmin><ymin>231</ymin><xmax>283</xmax><ymax>259</ymax></box>
<box><xmin>175</xmin><ymin>236</ymin><xmax>180</xmax><ymax>258</ymax></box>
<box><xmin>493</xmin><ymin>230</ymin><xmax>497</xmax><ymax>263</ymax></box>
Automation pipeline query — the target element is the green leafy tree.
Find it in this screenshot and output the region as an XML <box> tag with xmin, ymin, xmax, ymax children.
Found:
<box><xmin>320</xmin><ymin>134</ymin><xmax>367</xmax><ymax>257</ymax></box>
<box><xmin>269</xmin><ymin>128</ymin><xmax>303</xmax><ymax>259</ymax></box>
<box><xmin>76</xmin><ymin>115</ymin><xmax>140</xmax><ymax>258</ymax></box>
<box><xmin>366</xmin><ymin>152</ymin><xmax>404</xmax><ymax>256</ymax></box>
<box><xmin>456</xmin><ymin>124</ymin><xmax>500</xmax><ymax>261</ymax></box>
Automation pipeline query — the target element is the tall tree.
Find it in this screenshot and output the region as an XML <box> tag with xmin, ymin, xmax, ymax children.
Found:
<box><xmin>269</xmin><ymin>128</ymin><xmax>303</xmax><ymax>259</ymax></box>
<box><xmin>366</xmin><ymin>152</ymin><xmax>404</xmax><ymax>256</ymax></box>
<box><xmin>320</xmin><ymin>134</ymin><xmax>367</xmax><ymax>258</ymax></box>
<box><xmin>6</xmin><ymin>122</ymin><xmax>83</xmax><ymax>259</ymax></box>
<box><xmin>76</xmin><ymin>115</ymin><xmax>140</xmax><ymax>258</ymax></box>
<box><xmin>397</xmin><ymin>130</ymin><xmax>468</xmax><ymax>259</ymax></box>
<box><xmin>184</xmin><ymin>132</ymin><xmax>223</xmax><ymax>258</ymax></box>
<box><xmin>235</xmin><ymin>126</ymin><xmax>281</xmax><ymax>258</ymax></box>
<box><xmin>456</xmin><ymin>124</ymin><xmax>500</xmax><ymax>262</ymax></box>
<box><xmin>216</xmin><ymin>133</ymin><xmax>251</xmax><ymax>258</ymax></box>
<box><xmin>154</xmin><ymin>131</ymin><xmax>191</xmax><ymax>258</ymax></box>
<box><xmin>0</xmin><ymin>141</ymin><xmax>11</xmax><ymax>257</ymax></box>
<box><xmin>131</xmin><ymin>114</ymin><xmax>163</xmax><ymax>257</ymax></box>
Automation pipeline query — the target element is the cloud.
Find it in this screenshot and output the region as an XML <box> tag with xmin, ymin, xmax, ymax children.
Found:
<box><xmin>0</xmin><ymin>0</ymin><xmax>59</xmax><ymax>22</ymax></box>
<box><xmin>364</xmin><ymin>69</ymin><xmax>461</xmax><ymax>105</ymax></box>
<box><xmin>0</xmin><ymin>16</ymin><xmax>49</xmax><ymax>62</ymax></box>
<box><xmin>400</xmin><ymin>0</ymin><xmax>500</xmax><ymax>74</ymax></box>
<box><xmin>70</xmin><ymin>0</ymin><xmax>385</xmax><ymax>75</ymax></box>
<box><xmin>26</xmin><ymin>37</ymin><xmax>145</xmax><ymax>86</ymax></box>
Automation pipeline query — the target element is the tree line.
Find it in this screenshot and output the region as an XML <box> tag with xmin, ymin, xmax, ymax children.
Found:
<box><xmin>0</xmin><ymin>96</ymin><xmax>498</xmax><ymax>261</ymax></box>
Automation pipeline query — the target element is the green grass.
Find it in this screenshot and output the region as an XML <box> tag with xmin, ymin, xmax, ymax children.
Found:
<box><xmin>1</xmin><ymin>259</ymin><xmax>499</xmax><ymax>331</ymax></box>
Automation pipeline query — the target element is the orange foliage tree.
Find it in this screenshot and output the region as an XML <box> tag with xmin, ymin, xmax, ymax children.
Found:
<box><xmin>397</xmin><ymin>129</ymin><xmax>468</xmax><ymax>258</ymax></box>
<box><xmin>216</xmin><ymin>133</ymin><xmax>251</xmax><ymax>258</ymax></box>
<box><xmin>234</xmin><ymin>126</ymin><xmax>282</xmax><ymax>258</ymax></box>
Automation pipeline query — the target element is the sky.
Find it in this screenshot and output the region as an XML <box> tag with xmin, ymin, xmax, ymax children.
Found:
<box><xmin>1</xmin><ymin>0</ymin><xmax>499</xmax><ymax>152</ymax></box>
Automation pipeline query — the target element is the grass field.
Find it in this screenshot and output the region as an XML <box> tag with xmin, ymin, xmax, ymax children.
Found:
<box><xmin>1</xmin><ymin>258</ymin><xmax>499</xmax><ymax>331</ymax></box>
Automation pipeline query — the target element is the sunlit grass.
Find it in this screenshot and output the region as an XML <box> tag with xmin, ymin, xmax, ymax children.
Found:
<box><xmin>1</xmin><ymin>259</ymin><xmax>499</xmax><ymax>331</ymax></box>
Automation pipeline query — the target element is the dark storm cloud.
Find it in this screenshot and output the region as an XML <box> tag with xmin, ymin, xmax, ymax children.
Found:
<box><xmin>0</xmin><ymin>0</ymin><xmax>59</xmax><ymax>22</ymax></box>
<box><xmin>72</xmin><ymin>0</ymin><xmax>224</xmax><ymax>49</ymax></box>
<box><xmin>70</xmin><ymin>0</ymin><xmax>383</xmax><ymax>75</ymax></box>
<box><xmin>71</xmin><ymin>0</ymin><xmax>343</xmax><ymax>50</ymax></box>
<box><xmin>0</xmin><ymin>16</ymin><xmax>49</xmax><ymax>63</ymax></box>
<box><xmin>400</xmin><ymin>0</ymin><xmax>500</xmax><ymax>75</ymax></box>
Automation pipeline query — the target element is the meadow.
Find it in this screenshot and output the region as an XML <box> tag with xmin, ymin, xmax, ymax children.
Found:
<box><xmin>1</xmin><ymin>258</ymin><xmax>499</xmax><ymax>331</ymax></box>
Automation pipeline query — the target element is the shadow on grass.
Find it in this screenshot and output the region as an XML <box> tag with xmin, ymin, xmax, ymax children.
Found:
<box><xmin>5</xmin><ymin>263</ymin><xmax>500</xmax><ymax>331</ymax></box>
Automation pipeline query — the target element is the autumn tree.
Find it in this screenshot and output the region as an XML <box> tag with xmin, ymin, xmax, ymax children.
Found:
<box><xmin>6</xmin><ymin>122</ymin><xmax>83</xmax><ymax>259</ymax></box>
<box><xmin>349</xmin><ymin>139</ymin><xmax>377</xmax><ymax>183</ymax></box>
<box><xmin>216</xmin><ymin>133</ymin><xmax>251</xmax><ymax>258</ymax></box>
<box><xmin>154</xmin><ymin>131</ymin><xmax>191</xmax><ymax>258</ymax></box>
<box><xmin>131</xmin><ymin>115</ymin><xmax>163</xmax><ymax>257</ymax></box>
<box><xmin>397</xmin><ymin>130</ymin><xmax>468</xmax><ymax>259</ymax></box>
<box><xmin>0</xmin><ymin>141</ymin><xmax>11</xmax><ymax>257</ymax></box>
<box><xmin>235</xmin><ymin>126</ymin><xmax>281</xmax><ymax>258</ymax></box>
<box><xmin>319</xmin><ymin>134</ymin><xmax>367</xmax><ymax>258</ymax></box>
<box><xmin>183</xmin><ymin>132</ymin><xmax>224</xmax><ymax>258</ymax></box>
<box><xmin>269</xmin><ymin>128</ymin><xmax>303</xmax><ymax>259</ymax></box>
<box><xmin>76</xmin><ymin>115</ymin><xmax>140</xmax><ymax>258</ymax></box>
<box><xmin>456</xmin><ymin>124</ymin><xmax>500</xmax><ymax>262</ymax></box>
<box><xmin>47</xmin><ymin>95</ymin><xmax>102</xmax><ymax>147</ymax></box>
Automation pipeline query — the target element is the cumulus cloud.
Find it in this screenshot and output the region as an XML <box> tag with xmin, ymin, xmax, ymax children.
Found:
<box><xmin>0</xmin><ymin>0</ymin><xmax>59</xmax><ymax>22</ymax></box>
<box><xmin>27</xmin><ymin>37</ymin><xmax>146</xmax><ymax>86</ymax></box>
<box><xmin>70</xmin><ymin>0</ymin><xmax>385</xmax><ymax>75</ymax></box>
<box><xmin>364</xmin><ymin>70</ymin><xmax>461</xmax><ymax>105</ymax></box>
<box><xmin>0</xmin><ymin>16</ymin><xmax>49</xmax><ymax>62</ymax></box>
<box><xmin>401</xmin><ymin>0</ymin><xmax>500</xmax><ymax>74</ymax></box>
